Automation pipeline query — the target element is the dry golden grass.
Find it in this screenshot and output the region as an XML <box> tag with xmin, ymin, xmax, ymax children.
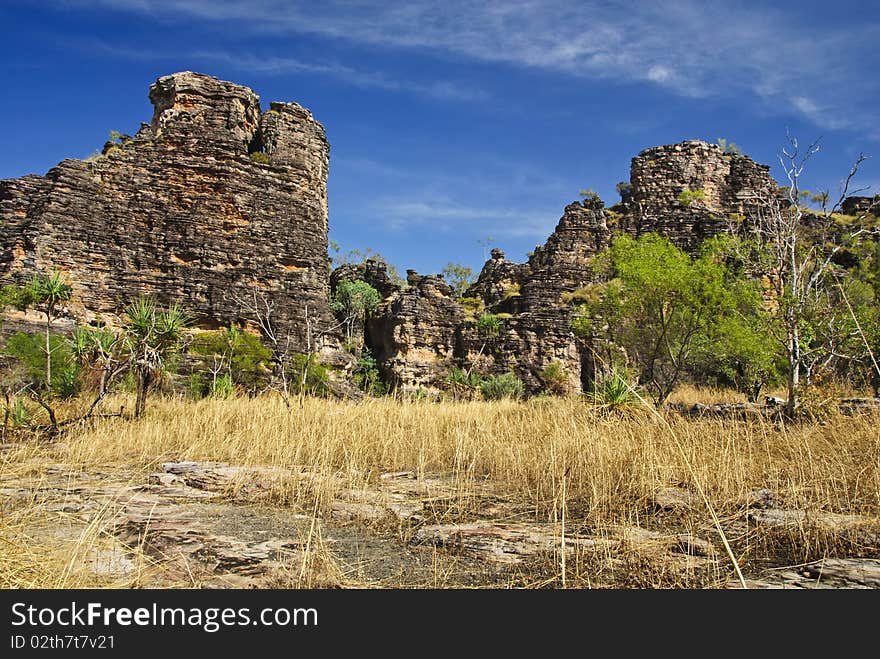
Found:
<box><xmin>2</xmin><ymin>391</ymin><xmax>879</xmax><ymax>588</ymax></box>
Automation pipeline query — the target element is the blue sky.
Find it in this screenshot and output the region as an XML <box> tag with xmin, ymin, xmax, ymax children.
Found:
<box><xmin>2</xmin><ymin>1</ymin><xmax>879</xmax><ymax>277</ymax></box>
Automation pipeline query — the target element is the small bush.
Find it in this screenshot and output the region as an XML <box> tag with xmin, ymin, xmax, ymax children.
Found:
<box><xmin>2</xmin><ymin>332</ymin><xmax>80</xmax><ymax>397</ymax></box>
<box><xmin>189</xmin><ymin>327</ymin><xmax>273</xmax><ymax>394</ymax></box>
<box><xmin>250</xmin><ymin>151</ymin><xmax>270</xmax><ymax>165</ymax></box>
<box><xmin>188</xmin><ymin>372</ymin><xmax>207</xmax><ymax>399</ymax></box>
<box><xmin>588</xmin><ymin>370</ymin><xmax>642</xmax><ymax>411</ymax></box>
<box><xmin>541</xmin><ymin>361</ymin><xmax>569</xmax><ymax>395</ymax></box>
<box><xmin>502</xmin><ymin>283</ymin><xmax>521</xmax><ymax>300</ymax></box>
<box><xmin>353</xmin><ymin>348</ymin><xmax>387</xmax><ymax>396</ymax></box>
<box><xmin>480</xmin><ymin>372</ymin><xmax>524</xmax><ymax>400</ymax></box>
<box><xmin>476</xmin><ymin>313</ymin><xmax>503</xmax><ymax>337</ymax></box>
<box><xmin>6</xmin><ymin>399</ymin><xmax>31</xmax><ymax>428</ymax></box>
<box><xmin>211</xmin><ymin>373</ymin><xmax>236</xmax><ymax>399</ymax></box>
<box><xmin>459</xmin><ymin>297</ymin><xmax>484</xmax><ymax>318</ymax></box>
<box><xmin>288</xmin><ymin>354</ymin><xmax>331</xmax><ymax>397</ymax></box>
<box><xmin>448</xmin><ymin>367</ymin><xmax>483</xmax><ymax>387</ymax></box>
<box><xmin>560</xmin><ymin>285</ymin><xmax>600</xmax><ymax>305</ymax></box>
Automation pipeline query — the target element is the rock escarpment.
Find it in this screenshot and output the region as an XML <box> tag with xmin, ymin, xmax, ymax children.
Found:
<box><xmin>0</xmin><ymin>72</ymin><xmax>333</xmax><ymax>350</ymax></box>
<box><xmin>360</xmin><ymin>140</ymin><xmax>781</xmax><ymax>394</ymax></box>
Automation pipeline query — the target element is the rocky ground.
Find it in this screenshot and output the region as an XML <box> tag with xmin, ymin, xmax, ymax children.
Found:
<box><xmin>3</xmin><ymin>446</ymin><xmax>878</xmax><ymax>589</ymax></box>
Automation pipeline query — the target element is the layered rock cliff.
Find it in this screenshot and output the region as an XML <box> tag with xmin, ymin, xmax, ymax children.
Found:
<box><xmin>0</xmin><ymin>72</ymin><xmax>333</xmax><ymax>350</ymax></box>
<box><xmin>359</xmin><ymin>140</ymin><xmax>780</xmax><ymax>395</ymax></box>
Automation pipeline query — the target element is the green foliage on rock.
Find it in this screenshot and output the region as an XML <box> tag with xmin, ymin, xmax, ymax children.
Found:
<box><xmin>331</xmin><ymin>279</ymin><xmax>381</xmax><ymax>346</ymax></box>
<box><xmin>677</xmin><ymin>188</ymin><xmax>705</xmax><ymax>206</ymax></box>
<box><xmin>476</xmin><ymin>313</ymin><xmax>503</xmax><ymax>337</ymax></box>
<box><xmin>353</xmin><ymin>347</ymin><xmax>386</xmax><ymax>396</ymax></box>
<box><xmin>0</xmin><ymin>284</ymin><xmax>33</xmax><ymax>310</ymax></box>
<box><xmin>458</xmin><ymin>296</ymin><xmax>484</xmax><ymax>318</ymax></box>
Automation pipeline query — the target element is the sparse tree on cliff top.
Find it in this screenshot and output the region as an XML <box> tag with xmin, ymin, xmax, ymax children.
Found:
<box><xmin>441</xmin><ymin>263</ymin><xmax>475</xmax><ymax>298</ymax></box>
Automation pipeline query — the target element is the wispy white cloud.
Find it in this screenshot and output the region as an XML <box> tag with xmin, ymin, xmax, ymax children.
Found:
<box><xmin>370</xmin><ymin>197</ymin><xmax>558</xmax><ymax>238</ymax></box>
<box><xmin>63</xmin><ymin>0</ymin><xmax>880</xmax><ymax>137</ymax></box>
<box><xmin>79</xmin><ymin>41</ymin><xmax>487</xmax><ymax>102</ymax></box>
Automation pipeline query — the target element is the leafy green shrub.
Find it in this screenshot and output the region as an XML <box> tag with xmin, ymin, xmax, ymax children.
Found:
<box><xmin>249</xmin><ymin>151</ymin><xmax>270</xmax><ymax>165</ymax></box>
<box><xmin>0</xmin><ymin>284</ymin><xmax>33</xmax><ymax>310</ymax></box>
<box><xmin>288</xmin><ymin>354</ymin><xmax>331</xmax><ymax>397</ymax></box>
<box><xmin>476</xmin><ymin>313</ymin><xmax>503</xmax><ymax>337</ymax></box>
<box><xmin>2</xmin><ymin>332</ymin><xmax>79</xmax><ymax>397</ymax></box>
<box><xmin>189</xmin><ymin>327</ymin><xmax>272</xmax><ymax>394</ymax></box>
<box><xmin>447</xmin><ymin>367</ymin><xmax>483</xmax><ymax>388</ymax></box>
<box><xmin>188</xmin><ymin>372</ymin><xmax>207</xmax><ymax>399</ymax></box>
<box><xmin>541</xmin><ymin>361</ymin><xmax>569</xmax><ymax>395</ymax></box>
<box><xmin>353</xmin><ymin>348</ymin><xmax>386</xmax><ymax>396</ymax></box>
<box><xmin>480</xmin><ymin>372</ymin><xmax>524</xmax><ymax>400</ymax></box>
<box><xmin>588</xmin><ymin>370</ymin><xmax>641</xmax><ymax>411</ymax></box>
<box><xmin>212</xmin><ymin>373</ymin><xmax>236</xmax><ymax>399</ymax></box>
<box><xmin>5</xmin><ymin>398</ymin><xmax>31</xmax><ymax>428</ymax></box>
<box><xmin>331</xmin><ymin>279</ymin><xmax>382</xmax><ymax>347</ymax></box>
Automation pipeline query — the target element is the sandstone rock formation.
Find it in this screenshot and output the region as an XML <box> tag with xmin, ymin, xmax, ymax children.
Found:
<box><xmin>617</xmin><ymin>139</ymin><xmax>778</xmax><ymax>249</ymax></box>
<box><xmin>356</xmin><ymin>140</ymin><xmax>781</xmax><ymax>395</ymax></box>
<box><xmin>3</xmin><ymin>75</ymin><xmax>867</xmax><ymax>398</ymax></box>
<box><xmin>0</xmin><ymin>72</ymin><xmax>333</xmax><ymax>350</ymax></box>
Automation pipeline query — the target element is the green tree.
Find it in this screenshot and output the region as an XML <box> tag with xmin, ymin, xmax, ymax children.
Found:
<box><xmin>573</xmin><ymin>233</ymin><xmax>766</xmax><ymax>404</ymax></box>
<box><xmin>330</xmin><ymin>279</ymin><xmax>381</xmax><ymax>349</ymax></box>
<box><xmin>123</xmin><ymin>297</ymin><xmax>191</xmax><ymax>417</ymax></box>
<box><xmin>441</xmin><ymin>263</ymin><xmax>475</xmax><ymax>298</ymax></box>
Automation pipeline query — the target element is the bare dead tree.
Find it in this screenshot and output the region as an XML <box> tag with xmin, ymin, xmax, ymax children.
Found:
<box><xmin>749</xmin><ymin>133</ymin><xmax>878</xmax><ymax>416</ymax></box>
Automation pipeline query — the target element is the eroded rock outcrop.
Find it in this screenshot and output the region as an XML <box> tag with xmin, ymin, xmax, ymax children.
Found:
<box><xmin>359</xmin><ymin>140</ymin><xmax>781</xmax><ymax>395</ymax></box>
<box><xmin>0</xmin><ymin>72</ymin><xmax>334</xmax><ymax>350</ymax></box>
<box><xmin>617</xmin><ymin>140</ymin><xmax>778</xmax><ymax>249</ymax></box>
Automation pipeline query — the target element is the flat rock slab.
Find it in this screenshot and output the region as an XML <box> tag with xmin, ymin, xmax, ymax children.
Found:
<box><xmin>728</xmin><ymin>559</ymin><xmax>880</xmax><ymax>589</ymax></box>
<box><xmin>749</xmin><ymin>508</ymin><xmax>880</xmax><ymax>546</ymax></box>
<box><xmin>411</xmin><ymin>521</ymin><xmax>612</xmax><ymax>565</ymax></box>
<box><xmin>653</xmin><ymin>487</ymin><xmax>698</xmax><ymax>511</ymax></box>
